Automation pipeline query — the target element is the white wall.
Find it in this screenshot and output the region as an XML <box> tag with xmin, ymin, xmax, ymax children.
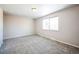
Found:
<box><xmin>0</xmin><ymin>8</ymin><xmax>3</xmax><ymax>47</ymax></box>
<box><xmin>4</xmin><ymin>15</ymin><xmax>35</xmax><ymax>40</ymax></box>
<box><xmin>36</xmin><ymin>6</ymin><xmax>79</xmax><ymax>48</ymax></box>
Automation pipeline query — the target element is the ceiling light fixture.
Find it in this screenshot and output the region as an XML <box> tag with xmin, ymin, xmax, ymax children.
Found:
<box><xmin>32</xmin><ymin>8</ymin><xmax>37</xmax><ymax>12</ymax></box>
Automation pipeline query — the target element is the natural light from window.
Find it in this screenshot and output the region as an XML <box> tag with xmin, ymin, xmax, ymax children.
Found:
<box><xmin>50</xmin><ymin>17</ymin><xmax>59</xmax><ymax>31</ymax></box>
<box><xmin>42</xmin><ymin>17</ymin><xmax>59</xmax><ymax>31</ymax></box>
<box><xmin>42</xmin><ymin>19</ymin><xmax>49</xmax><ymax>30</ymax></box>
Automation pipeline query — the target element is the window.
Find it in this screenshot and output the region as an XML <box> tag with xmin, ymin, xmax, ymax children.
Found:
<box><xmin>50</xmin><ymin>17</ymin><xmax>59</xmax><ymax>31</ymax></box>
<box><xmin>42</xmin><ymin>17</ymin><xmax>59</xmax><ymax>31</ymax></box>
<box><xmin>42</xmin><ymin>19</ymin><xmax>49</xmax><ymax>30</ymax></box>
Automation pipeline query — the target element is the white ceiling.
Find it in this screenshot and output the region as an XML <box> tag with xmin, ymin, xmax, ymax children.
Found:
<box><xmin>0</xmin><ymin>4</ymin><xmax>74</xmax><ymax>19</ymax></box>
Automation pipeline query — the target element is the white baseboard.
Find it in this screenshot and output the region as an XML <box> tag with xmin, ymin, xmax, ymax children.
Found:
<box><xmin>4</xmin><ymin>34</ymin><xmax>35</xmax><ymax>40</ymax></box>
<box><xmin>37</xmin><ymin>33</ymin><xmax>79</xmax><ymax>48</ymax></box>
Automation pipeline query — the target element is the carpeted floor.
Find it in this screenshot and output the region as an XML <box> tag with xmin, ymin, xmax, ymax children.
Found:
<box><xmin>0</xmin><ymin>35</ymin><xmax>79</xmax><ymax>54</ymax></box>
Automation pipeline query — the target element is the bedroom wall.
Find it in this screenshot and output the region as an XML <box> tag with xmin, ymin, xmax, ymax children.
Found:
<box><xmin>3</xmin><ymin>14</ymin><xmax>35</xmax><ymax>40</ymax></box>
<box><xmin>36</xmin><ymin>6</ymin><xmax>79</xmax><ymax>48</ymax></box>
<box><xmin>0</xmin><ymin>8</ymin><xmax>3</xmax><ymax>47</ymax></box>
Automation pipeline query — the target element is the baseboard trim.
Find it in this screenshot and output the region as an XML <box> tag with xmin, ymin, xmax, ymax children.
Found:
<box><xmin>3</xmin><ymin>33</ymin><xmax>79</xmax><ymax>49</ymax></box>
<box><xmin>3</xmin><ymin>34</ymin><xmax>36</xmax><ymax>40</ymax></box>
<box><xmin>37</xmin><ymin>33</ymin><xmax>79</xmax><ymax>49</ymax></box>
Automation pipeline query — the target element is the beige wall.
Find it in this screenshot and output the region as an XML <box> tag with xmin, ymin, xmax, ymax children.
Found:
<box><xmin>4</xmin><ymin>15</ymin><xmax>35</xmax><ymax>40</ymax></box>
<box><xmin>0</xmin><ymin>8</ymin><xmax>3</xmax><ymax>47</ymax></box>
<box><xmin>36</xmin><ymin>6</ymin><xmax>79</xmax><ymax>48</ymax></box>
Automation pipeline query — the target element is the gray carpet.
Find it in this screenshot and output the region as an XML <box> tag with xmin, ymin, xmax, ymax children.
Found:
<box><xmin>0</xmin><ymin>35</ymin><xmax>79</xmax><ymax>54</ymax></box>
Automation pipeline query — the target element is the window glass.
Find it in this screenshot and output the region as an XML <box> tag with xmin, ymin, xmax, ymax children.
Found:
<box><xmin>50</xmin><ymin>17</ymin><xmax>59</xmax><ymax>31</ymax></box>
<box><xmin>42</xmin><ymin>19</ymin><xmax>49</xmax><ymax>30</ymax></box>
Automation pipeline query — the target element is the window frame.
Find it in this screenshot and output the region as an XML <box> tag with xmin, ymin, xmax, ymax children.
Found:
<box><xmin>42</xmin><ymin>18</ymin><xmax>50</xmax><ymax>30</ymax></box>
<box><xmin>42</xmin><ymin>16</ymin><xmax>59</xmax><ymax>31</ymax></box>
<box><xmin>49</xmin><ymin>16</ymin><xmax>59</xmax><ymax>31</ymax></box>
